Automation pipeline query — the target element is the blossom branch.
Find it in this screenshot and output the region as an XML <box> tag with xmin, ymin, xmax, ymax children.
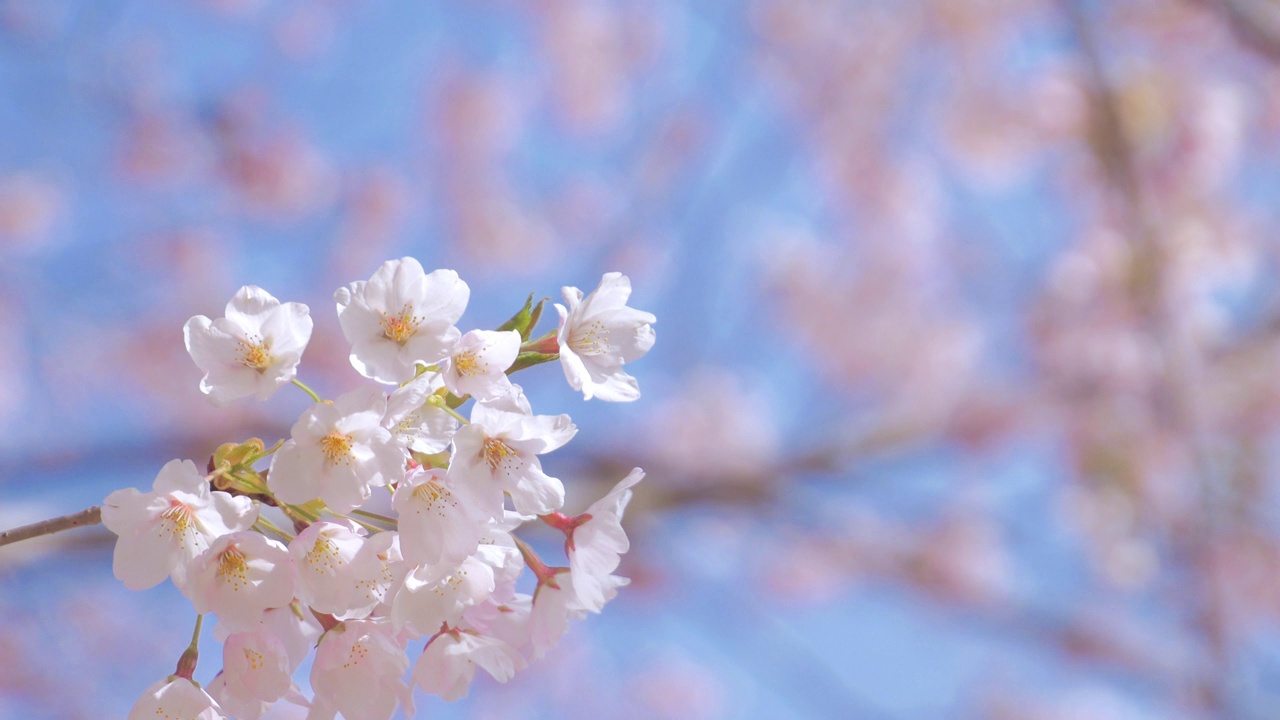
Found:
<box><xmin>0</xmin><ymin>506</ymin><xmax>102</xmax><ymax>549</ymax></box>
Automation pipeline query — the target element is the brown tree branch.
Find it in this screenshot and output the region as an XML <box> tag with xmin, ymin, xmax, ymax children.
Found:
<box><xmin>0</xmin><ymin>506</ymin><xmax>102</xmax><ymax>549</ymax></box>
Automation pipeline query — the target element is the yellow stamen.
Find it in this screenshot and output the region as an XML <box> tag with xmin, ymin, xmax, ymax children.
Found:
<box><xmin>236</xmin><ymin>336</ymin><xmax>273</xmax><ymax>370</ymax></box>
<box><xmin>320</xmin><ymin>432</ymin><xmax>354</xmax><ymax>466</ymax></box>
<box><xmin>344</xmin><ymin>640</ymin><xmax>369</xmax><ymax>669</ymax></box>
<box><xmin>482</xmin><ymin>437</ymin><xmax>517</xmax><ymax>474</ymax></box>
<box><xmin>243</xmin><ymin>647</ymin><xmax>265</xmax><ymax>671</ymax></box>
<box><xmin>381</xmin><ymin>305</ymin><xmax>421</xmax><ymax>345</ymax></box>
<box><xmin>306</xmin><ymin>535</ymin><xmax>341</xmax><ymax>573</ymax></box>
<box><xmin>159</xmin><ymin>502</ymin><xmax>196</xmax><ymax>550</ymax></box>
<box><xmin>570</xmin><ymin>320</ymin><xmax>610</xmax><ymax>356</ymax></box>
<box><xmin>454</xmin><ymin>350</ymin><xmax>484</xmax><ymax>377</ymax></box>
<box><xmin>216</xmin><ymin>545</ymin><xmax>249</xmax><ymax>592</ymax></box>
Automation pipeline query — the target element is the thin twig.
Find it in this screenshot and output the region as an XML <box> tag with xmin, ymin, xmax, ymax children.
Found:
<box><xmin>0</xmin><ymin>506</ymin><xmax>102</xmax><ymax>548</ymax></box>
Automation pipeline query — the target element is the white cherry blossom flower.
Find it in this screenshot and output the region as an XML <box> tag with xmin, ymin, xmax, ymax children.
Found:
<box><xmin>268</xmin><ymin>387</ymin><xmax>405</xmax><ymax>513</ymax></box>
<box><xmin>449</xmin><ymin>402</ymin><xmax>577</xmax><ymax>517</ymax></box>
<box><xmin>392</xmin><ymin>466</ymin><xmax>487</xmax><ymax>570</ymax></box>
<box><xmin>567</xmin><ymin>468</ymin><xmax>644</xmax><ymax>612</ymax></box>
<box><xmin>127</xmin><ymin>677</ymin><xmax>226</xmax><ymax>720</ymax></box>
<box><xmin>181</xmin><ymin>530</ymin><xmax>295</xmax><ymax>632</ymax></box>
<box><xmin>383</xmin><ymin>372</ymin><xmax>457</xmax><ymax>455</ymax></box>
<box><xmin>309</xmin><ymin>619</ymin><xmax>411</xmax><ymax>720</ymax></box>
<box><xmin>207</xmin><ymin>625</ymin><xmax>305</xmax><ymax>720</ymax></box>
<box><xmin>413</xmin><ymin>629</ymin><xmax>525</xmax><ymax>701</ymax></box>
<box><xmin>461</xmin><ymin>583</ymin><xmax>533</xmax><ymax>652</ymax></box>
<box><xmin>342</xmin><ymin>530</ymin><xmax>404</xmax><ymax>620</ymax></box>
<box><xmin>335</xmin><ymin>257</ymin><xmax>469</xmax><ymax>384</ymax></box>
<box><xmin>184</xmin><ymin>285</ymin><xmax>313</xmax><ymax>406</ymax></box>
<box><xmin>102</xmin><ymin>459</ymin><xmax>256</xmax><ymax>591</ymax></box>
<box><xmin>390</xmin><ymin>554</ymin><xmax>496</xmax><ymax>637</ymax></box>
<box><xmin>529</xmin><ymin>570</ymin><xmax>628</xmax><ymax>659</ymax></box>
<box><xmin>288</xmin><ymin>520</ymin><xmax>367</xmax><ymax>616</ymax></box>
<box><xmin>555</xmin><ymin>272</ymin><xmax>655</xmax><ymax>402</ymax></box>
<box><xmin>438</xmin><ymin>329</ymin><xmax>520</xmax><ymax>401</ymax></box>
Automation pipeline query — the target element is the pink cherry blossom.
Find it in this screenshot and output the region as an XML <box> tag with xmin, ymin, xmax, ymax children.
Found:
<box><xmin>309</xmin><ymin>619</ymin><xmax>412</xmax><ymax>720</ymax></box>
<box><xmin>567</xmin><ymin>467</ymin><xmax>644</xmax><ymax>612</ymax></box>
<box><xmin>390</xmin><ymin>554</ymin><xmax>496</xmax><ymax>637</ymax></box>
<box><xmin>207</xmin><ymin>625</ymin><xmax>302</xmax><ymax>720</ymax></box>
<box><xmin>181</xmin><ymin>530</ymin><xmax>295</xmax><ymax>632</ymax></box>
<box><xmin>413</xmin><ymin>629</ymin><xmax>525</xmax><ymax>701</ymax></box>
<box><xmin>127</xmin><ymin>677</ymin><xmax>226</xmax><ymax>720</ymax></box>
<box><xmin>530</xmin><ymin>570</ymin><xmax>627</xmax><ymax>659</ymax></box>
<box><xmin>392</xmin><ymin>465</ymin><xmax>488</xmax><ymax>569</ymax></box>
<box><xmin>101</xmin><ymin>458</ymin><xmax>256</xmax><ymax>591</ymax></box>
<box><xmin>342</xmin><ymin>529</ymin><xmax>404</xmax><ymax>620</ymax></box>
<box><xmin>288</xmin><ymin>519</ymin><xmax>367</xmax><ymax>616</ymax></box>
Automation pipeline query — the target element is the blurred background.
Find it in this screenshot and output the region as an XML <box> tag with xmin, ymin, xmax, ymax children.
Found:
<box><xmin>4</xmin><ymin>0</ymin><xmax>1280</xmax><ymax>717</ymax></box>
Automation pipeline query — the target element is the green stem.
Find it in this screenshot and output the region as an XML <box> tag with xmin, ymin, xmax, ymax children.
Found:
<box><xmin>351</xmin><ymin>509</ymin><xmax>399</xmax><ymax>527</ymax></box>
<box><xmin>332</xmin><ymin>513</ymin><xmax>382</xmax><ymax>535</ymax></box>
<box><xmin>428</xmin><ymin>394</ymin><xmax>470</xmax><ymax>424</ymax></box>
<box><xmin>292</xmin><ymin>378</ymin><xmax>323</xmax><ymax>403</ymax></box>
<box><xmin>254</xmin><ymin>516</ymin><xmax>293</xmax><ymax>543</ymax></box>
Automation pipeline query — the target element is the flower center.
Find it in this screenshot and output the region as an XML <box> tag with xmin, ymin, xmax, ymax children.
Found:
<box><xmin>159</xmin><ymin>501</ymin><xmax>197</xmax><ymax>547</ymax></box>
<box><xmin>243</xmin><ymin>647</ymin><xmax>265</xmax><ymax>671</ymax></box>
<box><xmin>306</xmin><ymin>535</ymin><xmax>342</xmax><ymax>574</ymax></box>
<box><xmin>570</xmin><ymin>320</ymin><xmax>610</xmax><ymax>356</ymax></box>
<box><xmin>344</xmin><ymin>640</ymin><xmax>369</xmax><ymax>669</ymax></box>
<box><xmin>381</xmin><ymin>305</ymin><xmax>421</xmax><ymax>345</ymax></box>
<box><xmin>412</xmin><ymin>480</ymin><xmax>452</xmax><ymax>511</ymax></box>
<box><xmin>453</xmin><ymin>350</ymin><xmax>485</xmax><ymax>377</ymax></box>
<box><xmin>216</xmin><ymin>545</ymin><xmax>249</xmax><ymax>591</ymax></box>
<box><xmin>320</xmin><ymin>432</ymin><xmax>354</xmax><ymax>466</ymax></box>
<box><xmin>236</xmin><ymin>336</ymin><xmax>273</xmax><ymax>371</ymax></box>
<box><xmin>482</xmin><ymin>437</ymin><xmax>517</xmax><ymax>474</ymax></box>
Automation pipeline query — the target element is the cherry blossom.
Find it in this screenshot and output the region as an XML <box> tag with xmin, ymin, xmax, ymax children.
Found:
<box><xmin>438</xmin><ymin>329</ymin><xmax>520</xmax><ymax>401</ymax></box>
<box><xmin>342</xmin><ymin>529</ymin><xmax>403</xmax><ymax>620</ymax></box>
<box><xmin>335</xmin><ymin>257</ymin><xmax>469</xmax><ymax>384</ymax></box>
<box><xmin>529</xmin><ymin>570</ymin><xmax>627</xmax><ymax>659</ymax></box>
<box><xmin>268</xmin><ymin>387</ymin><xmax>405</xmax><ymax>513</ymax></box>
<box><xmin>101</xmin><ymin>459</ymin><xmax>256</xmax><ymax>590</ymax></box>
<box><xmin>382</xmin><ymin>372</ymin><xmax>457</xmax><ymax>455</ymax></box>
<box><xmin>461</xmin><ymin>582</ymin><xmax>533</xmax><ymax>651</ymax></box>
<box><xmin>183</xmin><ymin>285</ymin><xmax>313</xmax><ymax>405</ymax></box>
<box><xmin>309</xmin><ymin>619</ymin><xmax>412</xmax><ymax>720</ymax></box>
<box><xmin>566</xmin><ymin>467</ymin><xmax>644</xmax><ymax>612</ymax></box>
<box><xmin>127</xmin><ymin>677</ymin><xmax>227</xmax><ymax>720</ymax></box>
<box><xmin>288</xmin><ymin>519</ymin><xmax>368</xmax><ymax>616</ymax></box>
<box><xmin>80</xmin><ymin>259</ymin><xmax>653</xmax><ymax>716</ymax></box>
<box><xmin>393</xmin><ymin>465</ymin><xmax>488</xmax><ymax>569</ymax></box>
<box><xmin>207</xmin><ymin>625</ymin><xmax>304</xmax><ymax>720</ymax></box>
<box><xmin>181</xmin><ymin>530</ymin><xmax>295</xmax><ymax>632</ymax></box>
<box><xmin>449</xmin><ymin>402</ymin><xmax>577</xmax><ymax>517</ymax></box>
<box><xmin>555</xmin><ymin>272</ymin><xmax>655</xmax><ymax>402</ymax></box>
<box><xmin>413</xmin><ymin>629</ymin><xmax>525</xmax><ymax>701</ymax></box>
<box><xmin>390</xmin><ymin>554</ymin><xmax>497</xmax><ymax>636</ymax></box>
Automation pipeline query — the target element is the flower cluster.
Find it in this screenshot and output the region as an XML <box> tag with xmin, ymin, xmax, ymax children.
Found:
<box><xmin>103</xmin><ymin>258</ymin><xmax>655</xmax><ymax>720</ymax></box>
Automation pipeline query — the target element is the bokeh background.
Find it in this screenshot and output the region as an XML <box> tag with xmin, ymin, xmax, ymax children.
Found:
<box><xmin>4</xmin><ymin>0</ymin><xmax>1280</xmax><ymax>717</ymax></box>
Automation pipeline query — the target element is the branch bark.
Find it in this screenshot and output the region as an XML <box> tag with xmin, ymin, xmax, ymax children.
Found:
<box><xmin>0</xmin><ymin>506</ymin><xmax>102</xmax><ymax>548</ymax></box>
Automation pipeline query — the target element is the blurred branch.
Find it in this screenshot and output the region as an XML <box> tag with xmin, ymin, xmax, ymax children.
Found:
<box><xmin>1194</xmin><ymin>0</ymin><xmax>1280</xmax><ymax>63</ymax></box>
<box><xmin>1062</xmin><ymin>1</ymin><xmax>1230</xmax><ymax>713</ymax></box>
<box><xmin>0</xmin><ymin>506</ymin><xmax>102</xmax><ymax>549</ymax></box>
